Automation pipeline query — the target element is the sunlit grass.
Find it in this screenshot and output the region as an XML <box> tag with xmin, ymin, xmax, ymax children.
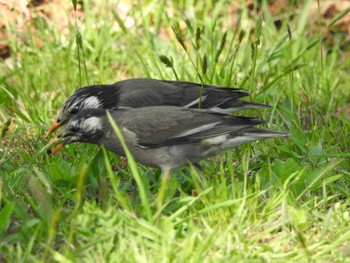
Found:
<box><xmin>0</xmin><ymin>0</ymin><xmax>349</xmax><ymax>261</ymax></box>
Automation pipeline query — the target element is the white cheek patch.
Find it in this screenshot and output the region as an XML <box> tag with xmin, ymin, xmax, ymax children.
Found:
<box><xmin>83</xmin><ymin>117</ymin><xmax>102</xmax><ymax>132</ymax></box>
<box><xmin>83</xmin><ymin>96</ymin><xmax>101</xmax><ymax>109</ymax></box>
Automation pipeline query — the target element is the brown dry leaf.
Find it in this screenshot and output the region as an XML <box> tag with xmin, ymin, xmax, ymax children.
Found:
<box><xmin>333</xmin><ymin>1</ymin><xmax>350</xmax><ymax>34</ymax></box>
<box><xmin>335</xmin><ymin>104</ymin><xmax>350</xmax><ymax>119</ymax></box>
<box><xmin>310</xmin><ymin>0</ymin><xmax>350</xmax><ymax>34</ymax></box>
<box><xmin>0</xmin><ymin>1</ymin><xmax>31</xmax><ymax>58</ymax></box>
<box><xmin>0</xmin><ymin>0</ymin><xmax>80</xmax><ymax>59</ymax></box>
<box><xmin>119</xmin><ymin>158</ymin><xmax>129</xmax><ymax>170</ymax></box>
<box><xmin>268</xmin><ymin>0</ymin><xmax>291</xmax><ymax>16</ymax></box>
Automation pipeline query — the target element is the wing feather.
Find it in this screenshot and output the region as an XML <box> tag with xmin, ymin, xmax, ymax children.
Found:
<box><xmin>114</xmin><ymin>107</ymin><xmax>264</xmax><ymax>148</ymax></box>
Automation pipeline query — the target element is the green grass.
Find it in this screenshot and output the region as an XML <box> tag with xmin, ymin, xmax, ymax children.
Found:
<box><xmin>1</xmin><ymin>0</ymin><xmax>350</xmax><ymax>261</ymax></box>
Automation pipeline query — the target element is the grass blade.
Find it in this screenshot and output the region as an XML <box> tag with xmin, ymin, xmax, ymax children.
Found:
<box><xmin>106</xmin><ymin>111</ymin><xmax>152</xmax><ymax>221</ymax></box>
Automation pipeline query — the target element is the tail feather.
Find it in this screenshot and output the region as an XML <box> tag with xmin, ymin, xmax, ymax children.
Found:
<box><xmin>206</xmin><ymin>100</ymin><xmax>271</xmax><ymax>113</ymax></box>
<box><xmin>242</xmin><ymin>128</ymin><xmax>289</xmax><ymax>138</ymax></box>
<box><xmin>203</xmin><ymin>128</ymin><xmax>288</xmax><ymax>156</ymax></box>
<box><xmin>222</xmin><ymin>128</ymin><xmax>288</xmax><ymax>148</ymax></box>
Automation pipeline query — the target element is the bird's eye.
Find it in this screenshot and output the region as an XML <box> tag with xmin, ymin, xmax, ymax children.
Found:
<box><xmin>70</xmin><ymin>127</ymin><xmax>80</xmax><ymax>133</ymax></box>
<box><xmin>70</xmin><ymin>106</ymin><xmax>79</xmax><ymax>115</ymax></box>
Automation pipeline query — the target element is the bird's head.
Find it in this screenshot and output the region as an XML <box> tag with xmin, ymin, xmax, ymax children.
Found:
<box><xmin>46</xmin><ymin>85</ymin><xmax>109</xmax><ymax>137</ymax></box>
<box><xmin>49</xmin><ymin>109</ymin><xmax>107</xmax><ymax>155</ymax></box>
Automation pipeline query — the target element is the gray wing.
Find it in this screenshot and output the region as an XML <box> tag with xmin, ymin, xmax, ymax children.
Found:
<box><xmin>114</xmin><ymin>106</ymin><xmax>265</xmax><ymax>148</ymax></box>
<box><xmin>115</xmin><ymin>79</ymin><xmax>249</xmax><ymax>109</ymax></box>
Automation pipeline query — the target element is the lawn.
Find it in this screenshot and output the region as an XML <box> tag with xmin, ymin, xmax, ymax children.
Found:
<box><xmin>1</xmin><ymin>0</ymin><xmax>350</xmax><ymax>262</ymax></box>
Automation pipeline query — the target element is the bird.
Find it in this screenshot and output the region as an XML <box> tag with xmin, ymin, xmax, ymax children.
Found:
<box><xmin>46</xmin><ymin>78</ymin><xmax>269</xmax><ymax>137</ymax></box>
<box><xmin>50</xmin><ymin>106</ymin><xmax>288</xmax><ymax>172</ymax></box>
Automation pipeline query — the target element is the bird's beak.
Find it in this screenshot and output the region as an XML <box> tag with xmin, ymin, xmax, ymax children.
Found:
<box><xmin>50</xmin><ymin>144</ymin><xmax>64</xmax><ymax>156</ymax></box>
<box><xmin>46</xmin><ymin>119</ymin><xmax>61</xmax><ymax>138</ymax></box>
<box><xmin>49</xmin><ymin>134</ymin><xmax>64</xmax><ymax>156</ymax></box>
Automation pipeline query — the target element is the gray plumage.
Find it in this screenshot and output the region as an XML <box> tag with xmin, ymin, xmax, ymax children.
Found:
<box><xmin>56</xmin><ymin>107</ymin><xmax>287</xmax><ymax>171</ymax></box>
<box><xmin>55</xmin><ymin>78</ymin><xmax>269</xmax><ymax>127</ymax></box>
